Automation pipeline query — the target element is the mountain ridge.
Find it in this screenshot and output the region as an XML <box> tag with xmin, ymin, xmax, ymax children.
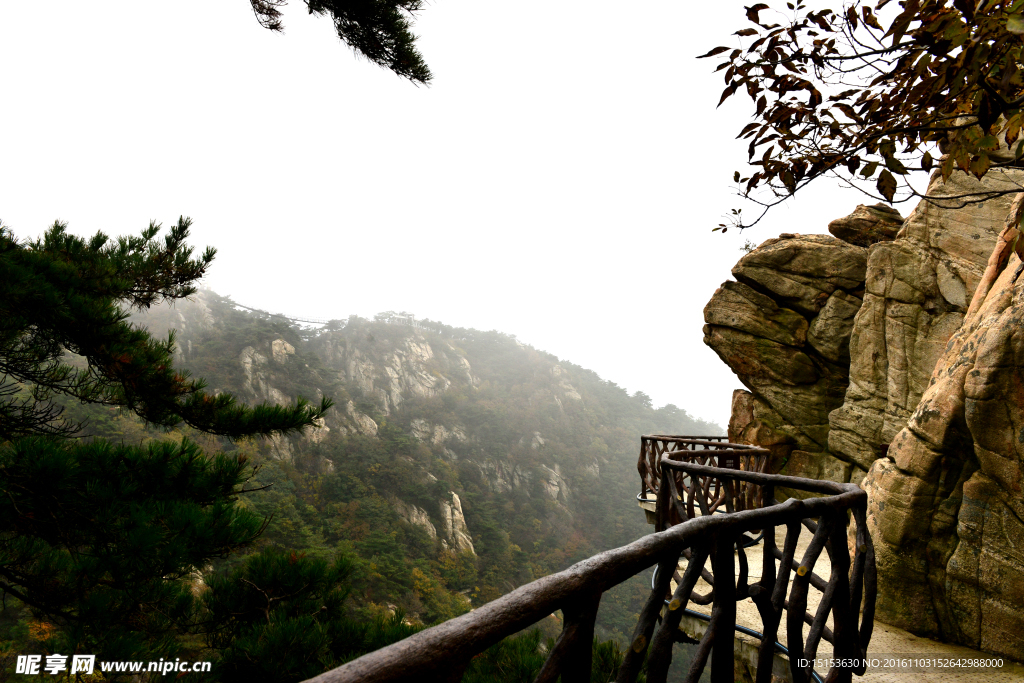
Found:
<box><xmin>121</xmin><ymin>288</ymin><xmax>719</xmax><ymax>641</ymax></box>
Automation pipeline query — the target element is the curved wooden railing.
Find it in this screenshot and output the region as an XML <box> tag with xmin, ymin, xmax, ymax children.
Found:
<box><xmin>638</xmin><ymin>435</ymin><xmax>729</xmax><ymax>498</ymax></box>
<box><xmin>639</xmin><ymin>435</ymin><xmax>770</xmax><ymax>522</ymax></box>
<box><xmin>653</xmin><ymin>461</ymin><xmax>876</xmax><ymax>683</ymax></box>
<box><xmin>300</xmin><ymin>461</ymin><xmax>875</xmax><ymax>683</ymax></box>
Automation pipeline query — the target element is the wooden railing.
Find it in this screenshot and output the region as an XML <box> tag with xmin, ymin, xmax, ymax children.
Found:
<box><xmin>653</xmin><ymin>461</ymin><xmax>876</xmax><ymax>683</ymax></box>
<box><xmin>639</xmin><ymin>435</ymin><xmax>770</xmax><ymax>523</ymax></box>
<box><xmin>300</xmin><ymin>461</ymin><xmax>875</xmax><ymax>683</ymax></box>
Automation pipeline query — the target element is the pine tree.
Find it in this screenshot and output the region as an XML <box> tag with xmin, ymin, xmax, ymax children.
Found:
<box><xmin>0</xmin><ymin>218</ymin><xmax>330</xmax><ymax>440</ymax></box>
<box><xmin>248</xmin><ymin>0</ymin><xmax>432</xmax><ymax>84</ymax></box>
<box><xmin>198</xmin><ymin>548</ymin><xmax>416</xmax><ymax>683</ymax></box>
<box><xmin>0</xmin><ymin>218</ymin><xmax>334</xmax><ymax>662</ymax></box>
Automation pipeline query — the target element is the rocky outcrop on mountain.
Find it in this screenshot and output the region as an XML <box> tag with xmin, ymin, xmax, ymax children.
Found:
<box><xmin>863</xmin><ymin>249</ymin><xmax>1024</xmax><ymax>660</ymax></box>
<box><xmin>704</xmin><ymin>232</ymin><xmax>877</xmax><ymax>481</ymax></box>
<box><xmin>389</xmin><ymin>492</ymin><xmax>478</xmax><ymax>556</ymax></box>
<box><xmin>389</xmin><ymin>496</ymin><xmax>439</xmax><ymax>540</ymax></box>
<box><xmin>829</xmin><ymin>169</ymin><xmax>1024</xmax><ymax>470</ymax></box>
<box><xmin>538</xmin><ymin>464</ymin><xmax>571</xmax><ymax>504</ymax></box>
<box><xmin>477</xmin><ymin>460</ymin><xmax>533</xmax><ymax>495</ymax></box>
<box><xmin>827</xmin><ymin>203</ymin><xmax>904</xmax><ymax>247</ymax></box>
<box><xmin>240</xmin><ymin>345</ymin><xmax>290</xmax><ymax>406</ymax></box>
<box><xmin>345</xmin><ymin>401</ymin><xmax>378</xmax><ymax>437</ymax></box>
<box><xmin>708</xmin><ymin>167</ymin><xmax>1024</xmax><ymax>658</ymax></box>
<box><xmin>440</xmin><ymin>493</ymin><xmax>475</xmax><ymax>554</ymax></box>
<box><xmin>410</xmin><ymin>419</ymin><xmax>467</xmax><ymax>449</ymax></box>
<box><xmin>550</xmin><ymin>365</ymin><xmax>583</xmax><ymax>401</ymax></box>
<box><xmin>311</xmin><ymin>330</ymin><xmax>479</xmax><ymax>415</ymax></box>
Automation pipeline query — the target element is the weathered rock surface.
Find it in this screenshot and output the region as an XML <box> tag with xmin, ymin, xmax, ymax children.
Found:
<box><xmin>440</xmin><ymin>493</ymin><xmax>475</xmax><ymax>555</ymax></box>
<box><xmin>477</xmin><ymin>460</ymin><xmax>533</xmax><ymax>495</ymax></box>
<box><xmin>389</xmin><ymin>496</ymin><xmax>438</xmax><ymax>540</ymax></box>
<box><xmin>712</xmin><ymin>169</ymin><xmax>1024</xmax><ymax>657</ymax></box>
<box><xmin>345</xmin><ymin>400</ymin><xmax>378</xmax><ymax>437</ymax></box>
<box><xmin>731</xmin><ymin>233</ymin><xmax>868</xmax><ymax>316</ymax></box>
<box><xmin>863</xmin><ymin>250</ymin><xmax>1024</xmax><ymax>660</ymax></box>
<box><xmin>828</xmin><ymin>203</ymin><xmax>904</xmax><ymax>247</ymax></box>
<box><xmin>705</xmin><ymin>233</ymin><xmax>874</xmax><ymax>468</ymax></box>
<box><xmin>410</xmin><ymin>419</ymin><xmax>467</xmax><ymax>447</ymax></box>
<box><xmin>538</xmin><ymin>464</ymin><xmax>570</xmax><ymax>503</ymax></box>
<box><xmin>550</xmin><ymin>364</ymin><xmax>583</xmax><ymax>400</ymax></box>
<box><xmin>829</xmin><ymin>168</ymin><xmax>1024</xmax><ymax>470</ymax></box>
<box><xmin>312</xmin><ymin>331</ymin><xmax>479</xmax><ymax>415</ymax></box>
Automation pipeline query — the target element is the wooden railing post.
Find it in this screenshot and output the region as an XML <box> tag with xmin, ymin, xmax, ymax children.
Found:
<box><xmin>824</xmin><ymin>511</ymin><xmax>854</xmax><ymax>683</ymax></box>
<box><xmin>533</xmin><ymin>591</ymin><xmax>601</xmax><ymax>683</ymax></box>
<box><xmin>709</xmin><ymin>531</ymin><xmax>736</xmax><ymax>683</ymax></box>
<box><xmin>646</xmin><ymin>543</ymin><xmax>712</xmax><ymax>683</ymax></box>
<box><xmin>617</xmin><ymin>552</ymin><xmax>680</xmax><ymax>683</ymax></box>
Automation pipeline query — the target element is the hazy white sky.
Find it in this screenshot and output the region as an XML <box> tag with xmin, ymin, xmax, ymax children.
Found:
<box><xmin>0</xmin><ymin>1</ymin><xmax>863</xmax><ymax>428</ymax></box>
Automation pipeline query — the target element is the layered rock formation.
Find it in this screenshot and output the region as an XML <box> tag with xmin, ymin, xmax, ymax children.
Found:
<box><xmin>827</xmin><ymin>202</ymin><xmax>903</xmax><ymax>247</ymax></box>
<box><xmin>829</xmin><ymin>170</ymin><xmax>1024</xmax><ymax>470</ymax></box>
<box><xmin>704</xmin><ymin>233</ymin><xmax>874</xmax><ymax>485</ymax></box>
<box><xmin>389</xmin><ymin>493</ymin><xmax>476</xmax><ymax>555</ymax></box>
<box><xmin>864</xmin><ymin>250</ymin><xmax>1024</xmax><ymax>659</ymax></box>
<box><xmin>705</xmin><ymin>167</ymin><xmax>1024</xmax><ymax>659</ymax></box>
<box><xmin>311</xmin><ymin>331</ymin><xmax>478</xmax><ymax>415</ymax></box>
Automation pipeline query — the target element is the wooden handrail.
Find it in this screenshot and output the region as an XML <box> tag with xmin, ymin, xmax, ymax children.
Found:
<box><xmin>640</xmin><ymin>437</ymin><xmax>771</xmax><ymax>522</ymax></box>
<box><xmin>300</xmin><ymin>462</ymin><xmax>874</xmax><ymax>683</ymax></box>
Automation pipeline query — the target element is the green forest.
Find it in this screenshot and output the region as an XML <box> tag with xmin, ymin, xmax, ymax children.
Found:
<box><xmin>1</xmin><ymin>284</ymin><xmax>717</xmax><ymax>681</ymax></box>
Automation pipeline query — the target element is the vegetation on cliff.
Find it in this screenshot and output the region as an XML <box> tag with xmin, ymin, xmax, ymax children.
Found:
<box><xmin>0</xmin><ymin>280</ymin><xmax>714</xmax><ymax>678</ymax></box>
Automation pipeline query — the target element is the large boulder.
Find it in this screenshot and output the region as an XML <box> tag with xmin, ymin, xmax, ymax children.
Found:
<box><xmin>704</xmin><ymin>233</ymin><xmax>875</xmax><ymax>474</ymax></box>
<box><xmin>827</xmin><ymin>203</ymin><xmax>903</xmax><ymax>247</ymax></box>
<box><xmin>732</xmin><ymin>233</ymin><xmax>868</xmax><ymax>317</ymax></box>
<box><xmin>863</xmin><ymin>249</ymin><xmax>1024</xmax><ymax>660</ymax></box>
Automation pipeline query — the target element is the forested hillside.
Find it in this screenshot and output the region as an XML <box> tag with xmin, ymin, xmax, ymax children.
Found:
<box><xmin>149</xmin><ymin>291</ymin><xmax>717</xmax><ymax>639</ymax></box>
<box><xmin>1</xmin><ymin>288</ymin><xmax>717</xmax><ymax>675</ymax></box>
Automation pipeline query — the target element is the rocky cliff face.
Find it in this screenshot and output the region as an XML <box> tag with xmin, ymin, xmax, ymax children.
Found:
<box><xmin>828</xmin><ymin>171</ymin><xmax>1024</xmax><ymax>470</ymax></box>
<box><xmin>311</xmin><ymin>331</ymin><xmax>478</xmax><ymax>416</ymax></box>
<box><xmin>863</xmin><ymin>247</ymin><xmax>1024</xmax><ymax>659</ymax></box>
<box><xmin>704</xmin><ymin>232</ymin><xmax>873</xmax><ymax>486</ymax></box>
<box><xmin>855</xmin><ymin>171</ymin><xmax>1024</xmax><ymax>660</ymax></box>
<box><xmin>703</xmin><ymin>168</ymin><xmax>1024</xmax><ymax>659</ymax></box>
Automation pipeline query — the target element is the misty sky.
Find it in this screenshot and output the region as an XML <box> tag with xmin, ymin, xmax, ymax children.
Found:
<box><xmin>0</xmin><ymin>1</ymin><xmax>866</xmax><ymax>428</ymax></box>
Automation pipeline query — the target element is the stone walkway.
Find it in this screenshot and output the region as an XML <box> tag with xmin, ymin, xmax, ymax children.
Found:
<box><xmin>639</xmin><ymin>499</ymin><xmax>1024</xmax><ymax>681</ymax></box>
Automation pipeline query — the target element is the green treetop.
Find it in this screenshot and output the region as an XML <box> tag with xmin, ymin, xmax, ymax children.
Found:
<box><xmin>0</xmin><ymin>218</ymin><xmax>331</xmax><ymax>441</ymax></box>
<box><xmin>0</xmin><ymin>218</ymin><xmax>337</xmax><ymax>665</ymax></box>
<box><xmin>248</xmin><ymin>0</ymin><xmax>432</xmax><ymax>84</ymax></box>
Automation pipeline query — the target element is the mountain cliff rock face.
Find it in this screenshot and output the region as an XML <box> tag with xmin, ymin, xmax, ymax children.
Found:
<box><xmin>134</xmin><ymin>292</ymin><xmax>716</xmax><ymax>635</ymax></box>
<box><xmin>311</xmin><ymin>330</ymin><xmax>477</xmax><ymax>416</ymax></box>
<box><xmin>828</xmin><ymin>170</ymin><xmax>1024</xmax><ymax>470</ymax></box>
<box><xmin>704</xmin><ymin>168</ymin><xmax>1024</xmax><ymax>659</ymax></box>
<box><xmin>704</xmin><ymin>233</ymin><xmax>873</xmax><ymax>485</ymax></box>
<box><xmin>854</xmin><ymin>171</ymin><xmax>1024</xmax><ymax>660</ymax></box>
<box><xmin>864</xmin><ymin>249</ymin><xmax>1024</xmax><ymax>659</ymax></box>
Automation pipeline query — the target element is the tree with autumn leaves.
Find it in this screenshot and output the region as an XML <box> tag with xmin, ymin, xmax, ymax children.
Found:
<box><xmin>705</xmin><ymin>0</ymin><xmax>1024</xmax><ymax>311</ymax></box>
